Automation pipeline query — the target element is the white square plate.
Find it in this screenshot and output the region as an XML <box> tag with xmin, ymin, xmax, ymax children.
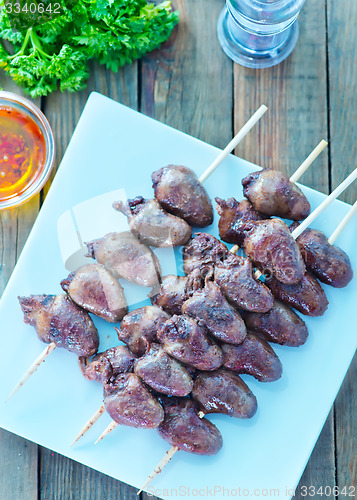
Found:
<box><xmin>0</xmin><ymin>92</ymin><xmax>356</xmax><ymax>500</ymax></box>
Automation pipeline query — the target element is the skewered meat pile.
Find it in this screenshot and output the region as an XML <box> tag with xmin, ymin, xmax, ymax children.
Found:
<box><xmin>242</xmin><ymin>168</ymin><xmax>311</xmax><ymax>220</ymax></box>
<box><xmin>14</xmin><ymin>141</ymin><xmax>355</xmax><ymax>485</ymax></box>
<box><xmin>113</xmin><ymin>197</ymin><xmax>191</xmax><ymax>247</ymax></box>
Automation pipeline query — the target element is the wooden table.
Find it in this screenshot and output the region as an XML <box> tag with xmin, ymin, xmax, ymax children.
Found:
<box><xmin>0</xmin><ymin>1</ymin><xmax>356</xmax><ymax>498</ymax></box>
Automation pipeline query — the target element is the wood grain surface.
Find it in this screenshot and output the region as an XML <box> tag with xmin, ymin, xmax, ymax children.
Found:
<box><xmin>0</xmin><ymin>0</ymin><xmax>356</xmax><ymax>498</ymax></box>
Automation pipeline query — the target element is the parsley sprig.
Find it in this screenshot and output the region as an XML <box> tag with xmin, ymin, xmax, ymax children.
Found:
<box><xmin>0</xmin><ymin>0</ymin><xmax>179</xmax><ymax>96</ymax></box>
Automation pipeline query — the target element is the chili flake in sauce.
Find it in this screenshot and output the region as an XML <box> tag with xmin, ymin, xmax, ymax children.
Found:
<box><xmin>0</xmin><ymin>106</ymin><xmax>46</xmax><ymax>200</ymax></box>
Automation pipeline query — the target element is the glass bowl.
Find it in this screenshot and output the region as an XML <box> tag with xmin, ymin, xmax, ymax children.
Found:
<box><xmin>0</xmin><ymin>91</ymin><xmax>55</xmax><ymax>210</ymax></box>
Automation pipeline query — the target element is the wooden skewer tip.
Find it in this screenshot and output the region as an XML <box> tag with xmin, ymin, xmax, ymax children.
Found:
<box><xmin>290</xmin><ymin>139</ymin><xmax>328</xmax><ymax>183</ymax></box>
<box><xmin>94</xmin><ymin>420</ymin><xmax>119</xmax><ymax>445</ymax></box>
<box><xmin>291</xmin><ymin>167</ymin><xmax>357</xmax><ymax>240</ymax></box>
<box><xmin>137</xmin><ymin>446</ymin><xmax>179</xmax><ymax>495</ymax></box>
<box><xmin>199</xmin><ymin>104</ymin><xmax>268</xmax><ymax>183</ymax></box>
<box><xmin>70</xmin><ymin>404</ymin><xmax>106</xmax><ymax>446</ymax></box>
<box><xmin>5</xmin><ymin>342</ymin><xmax>56</xmax><ymax>403</ymax></box>
<box><xmin>328</xmin><ymin>199</ymin><xmax>357</xmax><ymax>245</ymax></box>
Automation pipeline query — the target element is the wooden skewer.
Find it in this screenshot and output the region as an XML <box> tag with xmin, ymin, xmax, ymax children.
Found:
<box><xmin>137</xmin><ymin>410</ymin><xmax>207</xmax><ymax>494</ymax></box>
<box><xmin>137</xmin><ymin>446</ymin><xmax>179</xmax><ymax>495</ymax></box>
<box><xmin>70</xmin><ymin>404</ymin><xmax>106</xmax><ymax>446</ymax></box>
<box><xmin>94</xmin><ymin>420</ymin><xmax>119</xmax><ymax>444</ymax></box>
<box><xmin>6</xmin><ymin>342</ymin><xmax>56</xmax><ymax>402</ymax></box>
<box><xmin>230</xmin><ymin>140</ymin><xmax>328</xmax><ymax>256</ymax></box>
<box><xmin>289</xmin><ymin>140</ymin><xmax>328</xmax><ymax>183</ymax></box>
<box><xmin>199</xmin><ymin>105</ymin><xmax>268</xmax><ymax>184</ymax></box>
<box><xmin>292</xmin><ymin>168</ymin><xmax>357</xmax><ymax>240</ymax></box>
<box><xmin>328</xmin><ymin>200</ymin><xmax>357</xmax><ymax>245</ymax></box>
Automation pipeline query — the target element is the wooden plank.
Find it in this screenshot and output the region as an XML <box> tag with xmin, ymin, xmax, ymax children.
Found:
<box><xmin>334</xmin><ymin>354</ymin><xmax>357</xmax><ymax>494</ymax></box>
<box><xmin>233</xmin><ymin>1</ymin><xmax>329</xmax><ymax>194</ymax></box>
<box><xmin>141</xmin><ymin>0</ymin><xmax>233</xmax><ymax>149</ymax></box>
<box><xmin>294</xmin><ymin>412</ymin><xmax>335</xmax><ymax>499</ymax></box>
<box><xmin>327</xmin><ymin>0</ymin><xmax>357</xmax><ymax>204</ymax></box>
<box><xmin>233</xmin><ymin>0</ymin><xmax>336</xmax><ymax>496</ymax></box>
<box><xmin>39</xmin><ymin>61</ymin><xmax>139</xmax><ymax>499</ymax></box>
<box><xmin>327</xmin><ymin>2</ymin><xmax>357</xmax><ymax>495</ymax></box>
<box><xmin>40</xmin><ymin>449</ymin><xmax>138</xmax><ymax>500</ymax></box>
<box><xmin>0</xmin><ymin>73</ymin><xmax>40</xmax><ymax>500</ymax></box>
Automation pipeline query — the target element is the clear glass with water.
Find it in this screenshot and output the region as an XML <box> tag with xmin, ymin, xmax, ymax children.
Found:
<box><xmin>217</xmin><ymin>0</ymin><xmax>306</xmax><ymax>68</ymax></box>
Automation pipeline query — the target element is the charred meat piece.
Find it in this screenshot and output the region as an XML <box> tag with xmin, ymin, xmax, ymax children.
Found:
<box><xmin>151</xmin><ymin>275</ymin><xmax>188</xmax><ymax>315</ymax></box>
<box><xmin>86</xmin><ymin>231</ymin><xmax>161</xmax><ymax>288</ymax></box>
<box><xmin>244</xmin><ymin>300</ymin><xmax>308</xmax><ymax>347</ymax></box>
<box><xmin>18</xmin><ymin>295</ymin><xmax>99</xmax><ymax>356</ymax></box>
<box><xmin>244</xmin><ymin>219</ymin><xmax>306</xmax><ymax>284</ymax></box>
<box><xmin>266</xmin><ymin>272</ymin><xmax>329</xmax><ymax>316</ymax></box>
<box><xmin>116</xmin><ymin>306</ymin><xmax>170</xmax><ymax>357</ymax></box>
<box><xmin>157</xmin><ymin>314</ymin><xmax>223</xmax><ymax>371</ymax></box>
<box><xmin>216</xmin><ymin>197</ymin><xmax>264</xmax><ymax>246</ymax></box>
<box><xmin>183</xmin><ymin>233</ymin><xmax>229</xmax><ymax>275</ymax></box>
<box><xmin>182</xmin><ymin>270</ymin><xmax>246</xmax><ymax>345</ymax></box>
<box><xmin>152</xmin><ymin>165</ymin><xmax>213</xmax><ymax>227</ymax></box>
<box><xmin>79</xmin><ymin>345</ymin><xmax>136</xmax><ymax>384</ymax></box>
<box><xmin>222</xmin><ymin>332</ymin><xmax>283</xmax><ymax>382</ymax></box>
<box><xmin>242</xmin><ymin>168</ymin><xmax>310</xmax><ymax>220</ymax></box>
<box><xmin>192</xmin><ymin>369</ymin><xmax>257</xmax><ymax>418</ymax></box>
<box><xmin>214</xmin><ymin>253</ymin><xmax>274</xmax><ymax>313</ymax></box>
<box><xmin>103</xmin><ymin>373</ymin><xmax>164</xmax><ymax>428</ymax></box>
<box><xmin>294</xmin><ymin>228</ymin><xmax>353</xmax><ymax>288</ymax></box>
<box><xmin>113</xmin><ymin>197</ymin><xmax>192</xmax><ymax>247</ymax></box>
<box><xmin>61</xmin><ymin>263</ymin><xmax>127</xmax><ymax>323</ymax></box>
<box><xmin>134</xmin><ymin>343</ymin><xmax>193</xmax><ymax>396</ymax></box>
<box><xmin>158</xmin><ymin>397</ymin><xmax>223</xmax><ymax>455</ymax></box>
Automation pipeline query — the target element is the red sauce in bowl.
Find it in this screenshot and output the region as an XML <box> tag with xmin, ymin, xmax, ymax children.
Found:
<box><xmin>0</xmin><ymin>106</ymin><xmax>47</xmax><ymax>202</ymax></box>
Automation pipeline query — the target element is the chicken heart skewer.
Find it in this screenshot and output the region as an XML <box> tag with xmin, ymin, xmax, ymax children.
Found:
<box><xmin>241</xmin><ymin>139</ymin><xmax>327</xmax><ymax>221</ymax></box>
<box><xmin>114</xmin><ymin>106</ymin><xmax>268</xmax><ymax>248</ymax></box>
<box><xmin>291</xmin><ymin>201</ymin><xmax>356</xmax><ymax>288</ymax></box>
<box><xmin>233</xmin><ymin>167</ymin><xmax>357</xmax><ymax>291</ymax></box>
<box><xmin>151</xmin><ymin>106</ymin><xmax>267</xmax><ymax>229</ymax></box>
<box><xmin>229</xmin><ymin>140</ymin><xmax>327</xmax><ymax>255</ymax></box>
<box><xmin>7</xmin><ymin>295</ymin><xmax>100</xmax><ymax>401</ymax></box>
<box><xmin>137</xmin><ymin>369</ymin><xmax>258</xmax><ymax>495</ymax></box>
<box><xmin>71</xmin><ymin>306</ymin><xmax>172</xmax><ymax>445</ymax></box>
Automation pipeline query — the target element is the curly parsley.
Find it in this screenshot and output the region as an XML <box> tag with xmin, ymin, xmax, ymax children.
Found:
<box><xmin>0</xmin><ymin>0</ymin><xmax>179</xmax><ymax>96</ymax></box>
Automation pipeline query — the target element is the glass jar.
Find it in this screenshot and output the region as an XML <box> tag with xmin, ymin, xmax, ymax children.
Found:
<box><xmin>217</xmin><ymin>0</ymin><xmax>306</xmax><ymax>68</ymax></box>
<box><xmin>0</xmin><ymin>91</ymin><xmax>55</xmax><ymax>210</ymax></box>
